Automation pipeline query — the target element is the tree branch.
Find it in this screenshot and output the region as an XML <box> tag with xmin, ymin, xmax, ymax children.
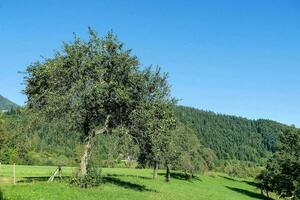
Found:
<box><xmin>95</xmin><ymin>115</ymin><xmax>111</xmax><ymax>135</ymax></box>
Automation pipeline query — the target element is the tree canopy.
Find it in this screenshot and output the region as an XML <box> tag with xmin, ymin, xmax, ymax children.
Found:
<box><xmin>24</xmin><ymin>28</ymin><xmax>175</xmax><ymax>178</ymax></box>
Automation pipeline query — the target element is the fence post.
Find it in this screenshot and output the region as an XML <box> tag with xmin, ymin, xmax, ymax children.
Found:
<box><xmin>13</xmin><ymin>164</ymin><xmax>16</xmax><ymax>185</ymax></box>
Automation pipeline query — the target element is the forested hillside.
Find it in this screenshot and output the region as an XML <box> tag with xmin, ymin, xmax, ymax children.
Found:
<box><xmin>1</xmin><ymin>105</ymin><xmax>295</xmax><ymax>168</ymax></box>
<box><xmin>175</xmin><ymin>106</ymin><xmax>292</xmax><ymax>163</ymax></box>
<box><xmin>0</xmin><ymin>95</ymin><xmax>19</xmax><ymax>111</ymax></box>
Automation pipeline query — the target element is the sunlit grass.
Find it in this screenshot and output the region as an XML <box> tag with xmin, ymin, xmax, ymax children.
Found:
<box><xmin>0</xmin><ymin>165</ymin><xmax>273</xmax><ymax>200</ymax></box>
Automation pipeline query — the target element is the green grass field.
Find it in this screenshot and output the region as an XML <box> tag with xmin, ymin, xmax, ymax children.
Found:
<box><xmin>0</xmin><ymin>165</ymin><xmax>274</xmax><ymax>200</ymax></box>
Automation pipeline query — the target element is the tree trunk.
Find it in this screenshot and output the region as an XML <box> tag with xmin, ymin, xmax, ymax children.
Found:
<box><xmin>77</xmin><ymin>115</ymin><xmax>110</xmax><ymax>178</ymax></box>
<box><xmin>78</xmin><ymin>133</ymin><xmax>94</xmax><ymax>177</ymax></box>
<box><xmin>165</xmin><ymin>163</ymin><xmax>171</xmax><ymax>182</ymax></box>
<box><xmin>153</xmin><ymin>161</ymin><xmax>158</xmax><ymax>179</ymax></box>
<box><xmin>185</xmin><ymin>172</ymin><xmax>192</xmax><ymax>180</ymax></box>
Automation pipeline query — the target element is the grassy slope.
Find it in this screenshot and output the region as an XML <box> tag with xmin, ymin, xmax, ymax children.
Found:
<box><xmin>0</xmin><ymin>165</ymin><xmax>273</xmax><ymax>200</ymax></box>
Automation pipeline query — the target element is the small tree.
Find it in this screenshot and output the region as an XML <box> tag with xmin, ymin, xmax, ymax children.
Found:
<box><xmin>174</xmin><ymin>125</ymin><xmax>216</xmax><ymax>179</ymax></box>
<box><xmin>162</xmin><ymin>129</ymin><xmax>180</xmax><ymax>182</ymax></box>
<box><xmin>256</xmin><ymin>170</ymin><xmax>273</xmax><ymax>198</ymax></box>
<box><xmin>257</xmin><ymin>128</ymin><xmax>300</xmax><ymax>198</ymax></box>
<box><xmin>129</xmin><ymin>68</ymin><xmax>176</xmax><ymax>179</ymax></box>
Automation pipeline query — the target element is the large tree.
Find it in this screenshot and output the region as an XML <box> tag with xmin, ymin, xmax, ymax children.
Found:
<box><xmin>24</xmin><ymin>28</ymin><xmax>173</xmax><ymax>177</ymax></box>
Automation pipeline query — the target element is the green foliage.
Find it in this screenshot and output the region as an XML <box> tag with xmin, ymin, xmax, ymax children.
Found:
<box><xmin>24</xmin><ymin>29</ymin><xmax>142</xmax><ymax>135</ymax></box>
<box><xmin>173</xmin><ymin>125</ymin><xmax>216</xmax><ymax>177</ymax></box>
<box><xmin>23</xmin><ymin>28</ymin><xmax>177</xmax><ymax>178</ymax></box>
<box><xmin>127</xmin><ymin>67</ymin><xmax>176</xmax><ymax>171</ymax></box>
<box><xmin>216</xmin><ymin>160</ymin><xmax>262</xmax><ymax>178</ymax></box>
<box><xmin>0</xmin><ymin>110</ymin><xmax>31</xmax><ymax>164</ymax></box>
<box><xmin>91</xmin><ymin>128</ymin><xmax>139</xmax><ymax>166</ymax></box>
<box><xmin>257</xmin><ymin>128</ymin><xmax>300</xmax><ymax>198</ymax></box>
<box><xmin>295</xmin><ymin>182</ymin><xmax>300</xmax><ymax>200</ymax></box>
<box><xmin>175</xmin><ymin>106</ymin><xmax>292</xmax><ymax>163</ymax></box>
<box><xmin>256</xmin><ymin>170</ymin><xmax>273</xmax><ymax>197</ymax></box>
<box><xmin>77</xmin><ymin>166</ymin><xmax>102</xmax><ymax>188</ymax></box>
<box><xmin>0</xmin><ymin>109</ymin><xmax>80</xmax><ymax>166</ymax></box>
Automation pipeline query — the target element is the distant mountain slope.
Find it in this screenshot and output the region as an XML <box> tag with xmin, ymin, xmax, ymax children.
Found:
<box><xmin>0</xmin><ymin>95</ymin><xmax>19</xmax><ymax>110</ymax></box>
<box><xmin>174</xmin><ymin>106</ymin><xmax>293</xmax><ymax>162</ymax></box>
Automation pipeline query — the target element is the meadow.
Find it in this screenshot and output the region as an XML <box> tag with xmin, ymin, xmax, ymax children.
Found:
<box><xmin>0</xmin><ymin>165</ymin><xmax>274</xmax><ymax>200</ymax></box>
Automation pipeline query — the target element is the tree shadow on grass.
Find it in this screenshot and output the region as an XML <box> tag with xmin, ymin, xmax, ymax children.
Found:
<box><xmin>106</xmin><ymin>173</ymin><xmax>152</xmax><ymax>180</ymax></box>
<box><xmin>242</xmin><ymin>180</ymin><xmax>261</xmax><ymax>188</ymax></box>
<box><xmin>19</xmin><ymin>175</ymin><xmax>157</xmax><ymax>193</ymax></box>
<box><xmin>219</xmin><ymin>175</ymin><xmax>238</xmax><ymax>182</ymax></box>
<box><xmin>103</xmin><ymin>176</ymin><xmax>157</xmax><ymax>192</ymax></box>
<box><xmin>18</xmin><ymin>176</ymin><xmax>71</xmax><ymax>183</ymax></box>
<box><xmin>157</xmin><ymin>172</ymin><xmax>202</xmax><ymax>182</ymax></box>
<box><xmin>226</xmin><ymin>186</ymin><xmax>273</xmax><ymax>200</ymax></box>
<box><xmin>17</xmin><ymin>176</ymin><xmax>49</xmax><ymax>183</ymax></box>
<box><xmin>219</xmin><ymin>175</ymin><xmax>261</xmax><ymax>189</ymax></box>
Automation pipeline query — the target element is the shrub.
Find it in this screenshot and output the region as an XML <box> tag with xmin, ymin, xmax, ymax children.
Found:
<box><xmin>215</xmin><ymin>160</ymin><xmax>262</xmax><ymax>178</ymax></box>
<box><xmin>101</xmin><ymin>160</ymin><xmax>117</xmax><ymax>168</ymax></box>
<box><xmin>71</xmin><ymin>165</ymin><xmax>102</xmax><ymax>188</ymax></box>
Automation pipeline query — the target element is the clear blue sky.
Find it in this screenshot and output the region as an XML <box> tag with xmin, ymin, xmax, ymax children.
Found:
<box><xmin>0</xmin><ymin>0</ymin><xmax>299</xmax><ymax>126</ymax></box>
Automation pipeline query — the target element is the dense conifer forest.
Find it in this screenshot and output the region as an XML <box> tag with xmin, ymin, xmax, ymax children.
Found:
<box><xmin>175</xmin><ymin>106</ymin><xmax>291</xmax><ymax>162</ymax></box>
